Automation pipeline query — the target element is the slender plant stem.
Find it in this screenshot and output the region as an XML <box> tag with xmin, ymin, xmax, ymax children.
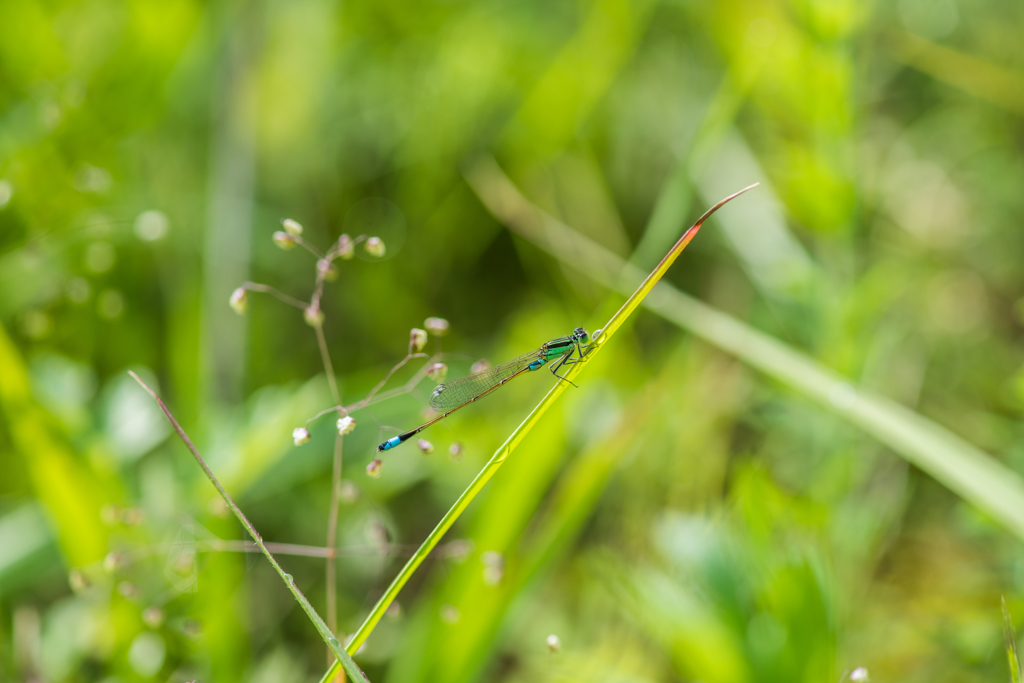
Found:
<box><xmin>317</xmin><ymin>181</ymin><xmax>757</xmax><ymax>683</ymax></box>
<box><xmin>315</xmin><ymin>320</ymin><xmax>340</xmax><ymax>404</ymax></box>
<box><xmin>128</xmin><ymin>371</ymin><xmax>371</xmax><ymax>683</ymax></box>
<box><xmin>194</xmin><ymin>539</ymin><xmax>427</xmax><ymax>559</ymax></box>
<box><xmin>303</xmin><ymin>352</ymin><xmax>437</xmax><ymax>428</ymax></box>
<box><xmin>294</xmin><ymin>234</ymin><xmax>327</xmax><ymax>259</ymax></box>
<box><xmin>364</xmin><ymin>352</ymin><xmax>417</xmax><ymax>404</ymax></box>
<box><xmin>242</xmin><ymin>282</ymin><xmax>308</xmax><ymax>309</ymax></box>
<box><xmin>326</xmin><ymin>432</ymin><xmax>343</xmax><ymax>657</ymax></box>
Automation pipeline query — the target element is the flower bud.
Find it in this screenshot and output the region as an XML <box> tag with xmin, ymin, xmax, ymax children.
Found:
<box><xmin>410</xmin><ymin>328</ymin><xmax>428</xmax><ymax>352</ymax></box>
<box><xmin>366</xmin><ymin>458</ymin><xmax>383</xmax><ymax>478</ymax></box>
<box><xmin>442</xmin><ymin>538</ymin><xmax>474</xmax><ymax>562</ymax></box>
<box><xmin>336</xmin><ymin>234</ymin><xmax>355</xmax><ymax>260</ymax></box>
<box><xmin>104</xmin><ymin>552</ymin><xmax>125</xmax><ymax>573</ymax></box>
<box><xmin>417</xmin><ymin>439</ymin><xmax>434</xmax><ymax>455</ymax></box>
<box><xmin>483</xmin><ymin>563</ymin><xmax>504</xmax><ymax>585</ymax></box>
<box><xmin>337</xmin><ymin>415</ymin><xmax>356</xmax><ymax>435</ymax></box>
<box><xmin>69</xmin><ymin>568</ymin><xmax>90</xmax><ymax>593</ymax></box>
<box><xmin>273</xmin><ymin>231</ymin><xmax>297</xmax><ymax>250</ymax></box>
<box><xmin>292</xmin><ymin>427</ymin><xmax>311</xmax><ymax>446</ymax></box>
<box><xmin>365</xmin><ymin>236</ymin><xmax>386</xmax><ymax>258</ymax></box>
<box><xmin>339</xmin><ymin>480</ymin><xmax>359</xmax><ymax>503</ymax></box>
<box><xmin>470</xmin><ymin>359</ymin><xmax>490</xmax><ymax>374</ymax></box>
<box><xmin>850</xmin><ymin>668</ymin><xmax>869</xmax><ymax>682</ymax></box>
<box><xmin>304</xmin><ymin>304</ymin><xmax>324</xmax><ymax>326</ymax></box>
<box><xmin>424</xmin><ymin>317</ymin><xmax>450</xmax><ymax>335</ymax></box>
<box><xmin>120</xmin><ymin>507</ymin><xmax>143</xmax><ymax>525</ymax></box>
<box><xmin>427</xmin><ymin>362</ymin><xmax>448</xmax><ymax>382</ymax></box>
<box><xmin>546</xmin><ymin>634</ymin><xmax>561</xmax><ymax>653</ymax></box>
<box><xmin>117</xmin><ymin>581</ymin><xmax>139</xmax><ymax>598</ymax></box>
<box><xmin>449</xmin><ymin>442</ymin><xmax>463</xmax><ymax>461</ymax></box>
<box><xmin>481</xmin><ymin>550</ymin><xmax>504</xmax><ymax>567</ymax></box>
<box><xmin>440</xmin><ymin>604</ymin><xmax>461</xmax><ymax>624</ymax></box>
<box><xmin>282</xmin><ymin>218</ymin><xmax>303</xmax><ymax>236</ymax></box>
<box><xmin>318</xmin><ymin>259</ymin><xmax>339</xmax><ymax>281</ymax></box>
<box><xmin>229</xmin><ymin>287</ymin><xmax>248</xmax><ymax>314</ymax></box>
<box><xmin>142</xmin><ymin>606</ymin><xmax>164</xmax><ymax>628</ymax></box>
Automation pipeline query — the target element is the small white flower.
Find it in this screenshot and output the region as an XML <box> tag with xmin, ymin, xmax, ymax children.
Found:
<box><xmin>427</xmin><ymin>362</ymin><xmax>448</xmax><ymax>382</ymax></box>
<box><xmin>424</xmin><ymin>317</ymin><xmax>450</xmax><ymax>335</ymax></box>
<box><xmin>410</xmin><ymin>328</ymin><xmax>428</xmax><ymax>352</ymax></box>
<box><xmin>470</xmin><ymin>359</ymin><xmax>490</xmax><ymax>374</ymax></box>
<box><xmin>440</xmin><ymin>604</ymin><xmax>460</xmax><ymax>624</ymax></box>
<box><xmin>850</xmin><ymin>668</ymin><xmax>868</xmax><ymax>682</ymax></box>
<box><xmin>292</xmin><ymin>427</ymin><xmax>311</xmax><ymax>446</ymax></box>
<box><xmin>417</xmin><ymin>439</ymin><xmax>434</xmax><ymax>455</ymax></box>
<box><xmin>365</xmin><ymin>236</ymin><xmax>386</xmax><ymax>258</ymax></box>
<box><xmin>272</xmin><ymin>231</ymin><xmax>297</xmax><ymax>250</ymax></box>
<box><xmin>229</xmin><ymin>287</ymin><xmax>248</xmax><ymax>314</ymax></box>
<box><xmin>337</xmin><ymin>416</ymin><xmax>357</xmax><ymax>435</ymax></box>
<box><xmin>546</xmin><ymin>634</ymin><xmax>561</xmax><ymax>653</ymax></box>
<box><xmin>281</xmin><ymin>218</ymin><xmax>303</xmax><ymax>236</ymax></box>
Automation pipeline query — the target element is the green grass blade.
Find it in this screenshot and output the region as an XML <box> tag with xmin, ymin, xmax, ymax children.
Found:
<box><xmin>129</xmin><ymin>373</ymin><xmax>371</xmax><ymax>683</ymax></box>
<box><xmin>316</xmin><ymin>175</ymin><xmax>755</xmax><ymax>683</ymax></box>
<box><xmin>466</xmin><ymin>156</ymin><xmax>1024</xmax><ymax>541</ymax></box>
<box><xmin>1006</xmin><ymin>597</ymin><xmax>1021</xmax><ymax>683</ymax></box>
<box><xmin>0</xmin><ymin>323</ymin><xmax>110</xmax><ymax>567</ymax></box>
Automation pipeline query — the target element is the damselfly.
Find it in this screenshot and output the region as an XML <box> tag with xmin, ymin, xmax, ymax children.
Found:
<box><xmin>377</xmin><ymin>327</ymin><xmax>593</xmax><ymax>452</ymax></box>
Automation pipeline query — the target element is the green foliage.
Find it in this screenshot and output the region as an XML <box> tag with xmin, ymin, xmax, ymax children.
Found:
<box><xmin>2</xmin><ymin>0</ymin><xmax>1024</xmax><ymax>682</ymax></box>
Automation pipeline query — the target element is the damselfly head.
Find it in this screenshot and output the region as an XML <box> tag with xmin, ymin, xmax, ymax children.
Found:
<box><xmin>574</xmin><ymin>327</ymin><xmax>589</xmax><ymax>344</ymax></box>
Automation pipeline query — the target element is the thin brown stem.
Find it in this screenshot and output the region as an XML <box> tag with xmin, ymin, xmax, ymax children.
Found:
<box><xmin>303</xmin><ymin>353</ymin><xmax>437</xmax><ymax>429</ymax></box>
<box><xmin>242</xmin><ymin>282</ymin><xmax>308</xmax><ymax>309</ymax></box>
<box><xmin>326</xmin><ymin>433</ymin><xmax>343</xmax><ymax>655</ymax></box>
<box><xmin>293</xmin><ymin>235</ymin><xmax>326</xmax><ymax>259</ymax></box>
<box><xmin>127</xmin><ymin>371</ymin><xmax>370</xmax><ymax>683</ymax></box>
<box><xmin>110</xmin><ymin>539</ymin><xmax>431</xmax><ymax>569</ymax></box>
<box><xmin>314</xmin><ymin>321</ymin><xmax>340</xmax><ymax>404</ymax></box>
<box><xmin>214</xmin><ymin>540</ymin><xmax>335</xmax><ymax>558</ymax></box>
<box><xmin>362</xmin><ymin>352</ymin><xmax>426</xmax><ymax>404</ymax></box>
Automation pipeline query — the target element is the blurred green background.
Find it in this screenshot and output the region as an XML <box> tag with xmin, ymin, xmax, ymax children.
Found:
<box><xmin>3</xmin><ymin>0</ymin><xmax>1024</xmax><ymax>681</ymax></box>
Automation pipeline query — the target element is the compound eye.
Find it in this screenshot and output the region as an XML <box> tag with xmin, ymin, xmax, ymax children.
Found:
<box><xmin>574</xmin><ymin>327</ymin><xmax>585</xmax><ymax>337</ymax></box>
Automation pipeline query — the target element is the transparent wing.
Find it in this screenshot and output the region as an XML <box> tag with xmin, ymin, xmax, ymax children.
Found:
<box><xmin>429</xmin><ymin>349</ymin><xmax>543</xmax><ymax>412</ymax></box>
